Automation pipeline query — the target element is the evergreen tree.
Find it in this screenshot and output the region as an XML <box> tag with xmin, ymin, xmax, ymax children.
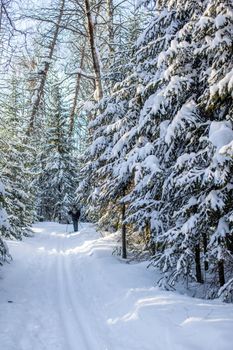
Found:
<box><xmin>36</xmin><ymin>77</ymin><xmax>77</xmax><ymax>222</ymax></box>
<box><xmin>122</xmin><ymin>2</ymin><xmax>183</xmax><ymax>251</ymax></box>
<box><xmin>76</xmin><ymin>28</ymin><xmax>141</xmax><ymax>257</ymax></box>
<box><xmin>0</xmin><ymin>75</ymin><xmax>35</xmax><ymax>240</ymax></box>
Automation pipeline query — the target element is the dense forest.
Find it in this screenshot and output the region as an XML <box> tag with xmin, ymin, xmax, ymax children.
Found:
<box><xmin>0</xmin><ymin>0</ymin><xmax>232</xmax><ymax>302</ymax></box>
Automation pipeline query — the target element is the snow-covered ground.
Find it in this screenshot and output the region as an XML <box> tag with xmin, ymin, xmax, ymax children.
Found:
<box><xmin>0</xmin><ymin>222</ymin><xmax>233</xmax><ymax>350</ymax></box>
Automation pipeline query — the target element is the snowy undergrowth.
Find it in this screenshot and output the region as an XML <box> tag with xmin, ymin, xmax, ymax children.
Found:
<box><xmin>0</xmin><ymin>222</ymin><xmax>232</xmax><ymax>350</ymax></box>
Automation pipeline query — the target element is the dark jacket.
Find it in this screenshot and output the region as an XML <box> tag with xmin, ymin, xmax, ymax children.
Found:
<box><xmin>68</xmin><ymin>208</ymin><xmax>81</xmax><ymax>221</ymax></box>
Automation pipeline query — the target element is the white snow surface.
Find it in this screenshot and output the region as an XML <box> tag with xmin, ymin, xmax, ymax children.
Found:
<box><xmin>0</xmin><ymin>222</ymin><xmax>233</xmax><ymax>350</ymax></box>
<box><xmin>209</xmin><ymin>121</ymin><xmax>233</xmax><ymax>150</ymax></box>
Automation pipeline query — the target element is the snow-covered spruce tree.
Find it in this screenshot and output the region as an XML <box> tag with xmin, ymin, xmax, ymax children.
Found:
<box><xmin>98</xmin><ymin>74</ymin><xmax>144</xmax><ymax>258</ymax></box>
<box><xmin>77</xmin><ymin>52</ymin><xmax>141</xmax><ymax>258</ymax></box>
<box><xmin>194</xmin><ymin>0</ymin><xmax>233</xmax><ymax>298</ymax></box>
<box><xmin>0</xmin><ymin>75</ymin><xmax>35</xmax><ymax>239</ymax></box>
<box><xmin>101</xmin><ymin>0</ymin><xmax>195</xmax><ymax>260</ymax></box>
<box><xmin>113</xmin><ymin>0</ymin><xmax>204</xmax><ymax>285</ymax></box>
<box><xmin>120</xmin><ymin>1</ymin><xmax>184</xmax><ymax>254</ymax></box>
<box><xmin>149</xmin><ymin>8</ymin><xmax>207</xmax><ymax>285</ymax></box>
<box><xmin>144</xmin><ymin>0</ymin><xmax>233</xmax><ymax>296</ymax></box>
<box><xmin>121</xmin><ymin>0</ymin><xmax>199</xmax><ymax>286</ymax></box>
<box><xmin>77</xmin><ymin>80</ymin><xmax>134</xmax><ymax>236</ymax></box>
<box><xmin>36</xmin><ymin>77</ymin><xmax>77</xmax><ymax>223</ymax></box>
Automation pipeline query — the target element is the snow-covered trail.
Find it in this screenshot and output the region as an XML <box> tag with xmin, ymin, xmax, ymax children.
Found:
<box><xmin>0</xmin><ymin>222</ymin><xmax>233</xmax><ymax>350</ymax></box>
<box><xmin>0</xmin><ymin>222</ymin><xmax>108</xmax><ymax>350</ymax></box>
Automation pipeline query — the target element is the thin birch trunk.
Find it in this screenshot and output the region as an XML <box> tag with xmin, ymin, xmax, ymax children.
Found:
<box><xmin>69</xmin><ymin>44</ymin><xmax>86</xmax><ymax>136</ymax></box>
<box><xmin>84</xmin><ymin>0</ymin><xmax>103</xmax><ymax>101</ymax></box>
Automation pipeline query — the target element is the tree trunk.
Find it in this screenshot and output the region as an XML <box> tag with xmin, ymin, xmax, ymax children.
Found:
<box><xmin>84</xmin><ymin>0</ymin><xmax>103</xmax><ymax>101</ymax></box>
<box><xmin>218</xmin><ymin>260</ymin><xmax>225</xmax><ymax>287</ymax></box>
<box><xmin>195</xmin><ymin>244</ymin><xmax>203</xmax><ymax>283</ymax></box>
<box><xmin>69</xmin><ymin>44</ymin><xmax>86</xmax><ymax>136</ymax></box>
<box><xmin>107</xmin><ymin>0</ymin><xmax>114</xmax><ymax>55</ymax></box>
<box><xmin>151</xmin><ymin>239</ymin><xmax>156</xmax><ymax>256</ymax></box>
<box><xmin>27</xmin><ymin>0</ymin><xmax>65</xmax><ymax>135</ymax></box>
<box><xmin>202</xmin><ymin>232</ymin><xmax>209</xmax><ymax>271</ymax></box>
<box><xmin>121</xmin><ymin>202</ymin><xmax>127</xmax><ymax>259</ymax></box>
<box><xmin>145</xmin><ymin>223</ymin><xmax>155</xmax><ymax>255</ymax></box>
<box><xmin>0</xmin><ymin>4</ymin><xmax>3</xmax><ymax>32</ymax></box>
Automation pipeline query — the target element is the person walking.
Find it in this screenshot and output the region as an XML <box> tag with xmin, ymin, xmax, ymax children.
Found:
<box><xmin>68</xmin><ymin>205</ymin><xmax>81</xmax><ymax>232</ymax></box>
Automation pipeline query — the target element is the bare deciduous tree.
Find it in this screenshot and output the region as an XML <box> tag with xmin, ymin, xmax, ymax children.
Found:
<box><xmin>27</xmin><ymin>0</ymin><xmax>66</xmax><ymax>135</ymax></box>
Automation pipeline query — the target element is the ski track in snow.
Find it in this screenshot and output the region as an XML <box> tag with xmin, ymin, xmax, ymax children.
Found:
<box><xmin>57</xmin><ymin>235</ymin><xmax>89</xmax><ymax>350</ymax></box>
<box><xmin>0</xmin><ymin>222</ymin><xmax>233</xmax><ymax>350</ymax></box>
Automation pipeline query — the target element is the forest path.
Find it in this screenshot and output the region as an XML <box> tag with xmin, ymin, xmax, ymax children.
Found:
<box><xmin>0</xmin><ymin>222</ymin><xmax>233</xmax><ymax>350</ymax></box>
<box><xmin>0</xmin><ymin>222</ymin><xmax>108</xmax><ymax>350</ymax></box>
